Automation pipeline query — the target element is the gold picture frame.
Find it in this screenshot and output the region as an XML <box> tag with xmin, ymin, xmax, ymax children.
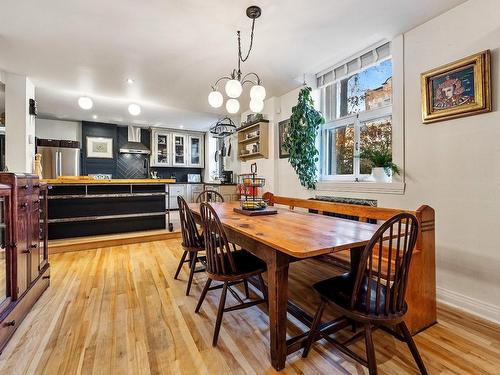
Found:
<box><xmin>421</xmin><ymin>50</ymin><xmax>491</xmax><ymax>124</ymax></box>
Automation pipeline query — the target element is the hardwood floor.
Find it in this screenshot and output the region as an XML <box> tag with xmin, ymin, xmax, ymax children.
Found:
<box><xmin>0</xmin><ymin>239</ymin><xmax>499</xmax><ymax>374</ymax></box>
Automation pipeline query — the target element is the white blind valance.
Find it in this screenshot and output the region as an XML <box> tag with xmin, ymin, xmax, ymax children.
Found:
<box><xmin>316</xmin><ymin>41</ymin><xmax>391</xmax><ymax>88</ymax></box>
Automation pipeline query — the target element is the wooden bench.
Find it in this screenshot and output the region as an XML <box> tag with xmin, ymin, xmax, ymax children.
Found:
<box><xmin>263</xmin><ymin>192</ymin><xmax>437</xmax><ymax>335</ymax></box>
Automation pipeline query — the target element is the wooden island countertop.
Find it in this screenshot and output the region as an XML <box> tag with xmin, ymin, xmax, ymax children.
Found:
<box><xmin>42</xmin><ymin>178</ymin><xmax>176</xmax><ymax>185</ymax></box>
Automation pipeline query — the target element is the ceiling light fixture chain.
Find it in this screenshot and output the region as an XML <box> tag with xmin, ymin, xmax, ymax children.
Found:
<box><xmin>237</xmin><ymin>17</ymin><xmax>255</xmax><ymax>74</ymax></box>
<box><xmin>208</xmin><ymin>5</ymin><xmax>266</xmax><ymax>114</ymax></box>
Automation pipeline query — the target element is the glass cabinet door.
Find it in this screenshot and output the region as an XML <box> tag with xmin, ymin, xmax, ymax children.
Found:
<box><xmin>152</xmin><ymin>131</ymin><xmax>170</xmax><ymax>167</ymax></box>
<box><xmin>188</xmin><ymin>135</ymin><xmax>203</xmax><ymax>167</ymax></box>
<box><xmin>172</xmin><ymin>134</ymin><xmax>186</xmax><ymax>166</ymax></box>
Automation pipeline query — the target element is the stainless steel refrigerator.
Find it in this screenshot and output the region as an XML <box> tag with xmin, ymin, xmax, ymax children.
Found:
<box><xmin>37</xmin><ymin>140</ymin><xmax>80</xmax><ymax>178</ymax></box>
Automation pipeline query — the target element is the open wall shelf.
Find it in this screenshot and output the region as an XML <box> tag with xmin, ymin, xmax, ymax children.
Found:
<box><xmin>237</xmin><ymin>121</ymin><xmax>269</xmax><ymax>161</ymax></box>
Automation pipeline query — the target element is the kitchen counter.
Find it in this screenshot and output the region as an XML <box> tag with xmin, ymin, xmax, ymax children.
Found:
<box><xmin>42</xmin><ymin>178</ymin><xmax>176</xmax><ymax>185</ymax></box>
<box><xmin>203</xmin><ymin>182</ymin><xmax>238</xmax><ymax>186</ymax></box>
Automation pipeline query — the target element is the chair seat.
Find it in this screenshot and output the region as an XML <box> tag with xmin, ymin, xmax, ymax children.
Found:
<box><xmin>313</xmin><ymin>273</ymin><xmax>406</xmax><ymax>318</ymax></box>
<box><xmin>209</xmin><ymin>250</ymin><xmax>266</xmax><ymax>280</ymax></box>
<box><xmin>181</xmin><ymin>237</ymin><xmax>204</xmax><ymax>252</ymax></box>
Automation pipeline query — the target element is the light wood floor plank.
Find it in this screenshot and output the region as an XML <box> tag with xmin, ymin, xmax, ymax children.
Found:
<box><xmin>0</xmin><ymin>238</ymin><xmax>499</xmax><ymax>375</ymax></box>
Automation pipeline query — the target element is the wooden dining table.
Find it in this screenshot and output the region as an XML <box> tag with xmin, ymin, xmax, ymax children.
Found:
<box><xmin>188</xmin><ymin>201</ymin><xmax>383</xmax><ymax>371</ymax></box>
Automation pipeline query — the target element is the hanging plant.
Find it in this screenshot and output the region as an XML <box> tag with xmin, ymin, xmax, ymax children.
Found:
<box><xmin>283</xmin><ymin>87</ymin><xmax>325</xmax><ymax>189</ymax></box>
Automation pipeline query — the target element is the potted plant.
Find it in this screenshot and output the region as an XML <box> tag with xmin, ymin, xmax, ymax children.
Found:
<box><xmin>283</xmin><ymin>87</ymin><xmax>325</xmax><ymax>189</ymax></box>
<box><xmin>359</xmin><ymin>147</ymin><xmax>400</xmax><ymax>183</ymax></box>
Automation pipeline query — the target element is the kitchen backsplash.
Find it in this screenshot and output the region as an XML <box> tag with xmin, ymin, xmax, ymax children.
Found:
<box><xmin>82</xmin><ymin>122</ymin><xmax>203</xmax><ymax>180</ymax></box>
<box><xmin>151</xmin><ymin>166</ymin><xmax>203</xmax><ymax>182</ymax></box>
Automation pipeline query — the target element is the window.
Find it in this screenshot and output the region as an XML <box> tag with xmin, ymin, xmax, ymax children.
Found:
<box><xmin>320</xmin><ymin>56</ymin><xmax>393</xmax><ymax>182</ymax></box>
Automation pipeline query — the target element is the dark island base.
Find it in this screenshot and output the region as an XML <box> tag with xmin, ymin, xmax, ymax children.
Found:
<box><xmin>48</xmin><ymin>215</ymin><xmax>166</xmax><ymax>239</ymax></box>
<box><xmin>46</xmin><ymin>182</ymin><xmax>170</xmax><ymax>240</ymax></box>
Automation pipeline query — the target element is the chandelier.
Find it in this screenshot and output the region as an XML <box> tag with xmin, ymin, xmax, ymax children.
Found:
<box><xmin>208</xmin><ymin>6</ymin><xmax>266</xmax><ymax>114</ymax></box>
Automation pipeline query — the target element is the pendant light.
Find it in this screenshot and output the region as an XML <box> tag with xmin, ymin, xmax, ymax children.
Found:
<box><xmin>226</xmin><ymin>99</ymin><xmax>240</xmax><ymax>114</ymax></box>
<box><xmin>208</xmin><ymin>6</ymin><xmax>266</xmax><ymax>114</ymax></box>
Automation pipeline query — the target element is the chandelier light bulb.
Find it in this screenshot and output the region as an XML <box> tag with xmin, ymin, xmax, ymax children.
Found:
<box><xmin>78</xmin><ymin>96</ymin><xmax>93</xmax><ymax>110</ymax></box>
<box><xmin>225</xmin><ymin>79</ymin><xmax>243</xmax><ymax>98</ymax></box>
<box><xmin>128</xmin><ymin>103</ymin><xmax>141</xmax><ymax>116</ymax></box>
<box><xmin>208</xmin><ymin>90</ymin><xmax>223</xmax><ymax>108</ymax></box>
<box><xmin>250</xmin><ymin>85</ymin><xmax>266</xmax><ymax>101</ymax></box>
<box><xmin>226</xmin><ymin>98</ymin><xmax>240</xmax><ymax>114</ymax></box>
<box><xmin>249</xmin><ymin>99</ymin><xmax>264</xmax><ymax>113</ymax></box>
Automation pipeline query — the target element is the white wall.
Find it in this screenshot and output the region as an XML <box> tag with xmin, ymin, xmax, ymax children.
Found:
<box><xmin>35</xmin><ymin>118</ymin><xmax>82</xmax><ymax>143</ymax></box>
<box><xmin>243</xmin><ymin>0</ymin><xmax>500</xmax><ymax>322</ymax></box>
<box><xmin>5</xmin><ymin>73</ymin><xmax>35</xmax><ymax>173</ymax></box>
<box><xmin>239</xmin><ymin>97</ymin><xmax>280</xmax><ymax>192</ymax></box>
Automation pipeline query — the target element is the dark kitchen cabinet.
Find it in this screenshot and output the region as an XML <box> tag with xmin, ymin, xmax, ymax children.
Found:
<box><xmin>0</xmin><ymin>173</ymin><xmax>50</xmax><ymax>354</ymax></box>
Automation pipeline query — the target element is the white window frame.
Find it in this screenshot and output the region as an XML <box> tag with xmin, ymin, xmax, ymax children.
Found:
<box><xmin>316</xmin><ymin>36</ymin><xmax>405</xmax><ymax>195</ymax></box>
<box><xmin>321</xmin><ymin>106</ymin><xmax>392</xmax><ymax>182</ymax></box>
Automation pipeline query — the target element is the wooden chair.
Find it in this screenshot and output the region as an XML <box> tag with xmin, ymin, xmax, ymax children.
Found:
<box><xmin>174</xmin><ymin>196</ymin><xmax>206</xmax><ymax>296</ymax></box>
<box><xmin>195</xmin><ymin>202</ymin><xmax>268</xmax><ymax>346</ymax></box>
<box><xmin>263</xmin><ymin>192</ymin><xmax>436</xmax><ymax>335</ymax></box>
<box><xmin>302</xmin><ymin>212</ymin><xmax>428</xmax><ymax>375</ymax></box>
<box><xmin>195</xmin><ymin>189</ymin><xmax>224</xmax><ymax>203</ymax></box>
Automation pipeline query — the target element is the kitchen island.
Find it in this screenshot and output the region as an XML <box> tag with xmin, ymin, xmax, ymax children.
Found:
<box><xmin>43</xmin><ymin>178</ymin><xmax>175</xmax><ymax>239</ymax></box>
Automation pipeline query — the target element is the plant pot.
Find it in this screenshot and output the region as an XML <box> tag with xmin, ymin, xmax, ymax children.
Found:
<box><xmin>371</xmin><ymin>167</ymin><xmax>391</xmax><ymax>183</ymax></box>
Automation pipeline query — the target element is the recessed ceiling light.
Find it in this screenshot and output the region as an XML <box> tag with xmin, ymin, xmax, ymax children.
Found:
<box><xmin>92</xmin><ymin>114</ymin><xmax>98</xmax><ymax>119</ymax></box>
<box><xmin>126</xmin><ymin>78</ymin><xmax>134</xmax><ymax>84</ymax></box>
<box><xmin>179</xmin><ymin>125</ymin><xmax>184</xmax><ymax>129</ymax></box>
<box><xmin>78</xmin><ymin>96</ymin><xmax>93</xmax><ymax>110</ymax></box>
<box><xmin>128</xmin><ymin>103</ymin><xmax>141</xmax><ymax>116</ymax></box>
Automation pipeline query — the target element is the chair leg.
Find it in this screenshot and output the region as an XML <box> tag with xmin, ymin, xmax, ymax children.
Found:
<box><xmin>174</xmin><ymin>251</ymin><xmax>188</xmax><ymax>279</ymax></box>
<box><xmin>212</xmin><ymin>281</ymin><xmax>228</xmax><ymax>346</ymax></box>
<box><xmin>364</xmin><ymin>324</ymin><xmax>378</xmax><ymax>375</ymax></box>
<box><xmin>243</xmin><ymin>279</ymin><xmax>249</xmax><ymax>299</ymax></box>
<box><xmin>186</xmin><ymin>253</ymin><xmax>198</xmax><ymax>296</ymax></box>
<box><xmin>302</xmin><ymin>299</ymin><xmax>326</xmax><ymax>358</ymax></box>
<box><xmin>398</xmin><ymin>322</ymin><xmax>428</xmax><ymax>375</ymax></box>
<box><xmin>195</xmin><ymin>278</ymin><xmax>212</xmax><ymax>313</ymax></box>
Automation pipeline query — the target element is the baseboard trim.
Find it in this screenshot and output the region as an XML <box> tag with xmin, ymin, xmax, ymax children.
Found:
<box><xmin>49</xmin><ymin>230</ymin><xmax>182</xmax><ymax>254</ymax></box>
<box><xmin>437</xmin><ymin>287</ymin><xmax>500</xmax><ymax>325</ymax></box>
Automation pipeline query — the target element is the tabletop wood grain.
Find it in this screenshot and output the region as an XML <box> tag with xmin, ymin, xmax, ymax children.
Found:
<box><xmin>188</xmin><ymin>202</ymin><xmax>382</xmax><ymax>258</ymax></box>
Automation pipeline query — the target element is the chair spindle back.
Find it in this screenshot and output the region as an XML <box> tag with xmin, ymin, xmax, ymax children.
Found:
<box><xmin>196</xmin><ymin>190</ymin><xmax>225</xmax><ymax>203</ymax></box>
<box><xmin>351</xmin><ymin>212</ymin><xmax>419</xmax><ymax>317</ymax></box>
<box><xmin>178</xmin><ymin>196</ymin><xmax>203</xmax><ymax>249</ymax></box>
<box><xmin>200</xmin><ymin>202</ymin><xmax>237</xmax><ymax>276</ymax></box>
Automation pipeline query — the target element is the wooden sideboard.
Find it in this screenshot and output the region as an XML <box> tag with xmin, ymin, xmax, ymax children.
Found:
<box><xmin>0</xmin><ymin>173</ymin><xmax>50</xmax><ymax>354</ymax></box>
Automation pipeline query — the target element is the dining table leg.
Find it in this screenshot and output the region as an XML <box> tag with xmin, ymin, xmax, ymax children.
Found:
<box><xmin>266</xmin><ymin>250</ymin><xmax>290</xmax><ymax>371</ymax></box>
<box><xmin>350</xmin><ymin>245</ymin><xmax>364</xmax><ymax>274</ymax></box>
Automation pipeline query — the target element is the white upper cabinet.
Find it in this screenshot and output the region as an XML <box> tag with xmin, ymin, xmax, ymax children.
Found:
<box><xmin>188</xmin><ymin>135</ymin><xmax>204</xmax><ymax>167</ymax></box>
<box><xmin>150</xmin><ymin>128</ymin><xmax>204</xmax><ymax>168</ymax></box>
<box><xmin>172</xmin><ymin>133</ymin><xmax>187</xmax><ymax>166</ymax></box>
<box><xmin>151</xmin><ymin>130</ymin><xmax>170</xmax><ymax>167</ymax></box>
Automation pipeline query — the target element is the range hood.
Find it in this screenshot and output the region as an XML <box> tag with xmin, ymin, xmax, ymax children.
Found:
<box><xmin>119</xmin><ymin>125</ymin><xmax>150</xmax><ymax>154</ymax></box>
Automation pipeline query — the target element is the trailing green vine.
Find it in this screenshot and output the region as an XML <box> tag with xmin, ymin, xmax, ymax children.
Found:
<box><xmin>283</xmin><ymin>87</ymin><xmax>325</xmax><ymax>189</ymax></box>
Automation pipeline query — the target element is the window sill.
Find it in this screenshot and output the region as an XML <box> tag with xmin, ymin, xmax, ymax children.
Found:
<box><xmin>316</xmin><ymin>181</ymin><xmax>405</xmax><ymax>195</ymax></box>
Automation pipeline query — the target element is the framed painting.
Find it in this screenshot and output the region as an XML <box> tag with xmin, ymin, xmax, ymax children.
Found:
<box><xmin>421</xmin><ymin>50</ymin><xmax>491</xmax><ymax>124</ymax></box>
<box><xmin>278</xmin><ymin>119</ymin><xmax>290</xmax><ymax>159</ymax></box>
<box><xmin>86</xmin><ymin>136</ymin><xmax>113</xmax><ymax>158</ymax></box>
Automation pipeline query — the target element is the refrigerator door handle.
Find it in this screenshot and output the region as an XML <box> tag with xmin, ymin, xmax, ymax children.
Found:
<box><xmin>54</xmin><ymin>151</ymin><xmax>58</xmax><ymax>177</ymax></box>
<box><xmin>56</xmin><ymin>151</ymin><xmax>62</xmax><ymax>177</ymax></box>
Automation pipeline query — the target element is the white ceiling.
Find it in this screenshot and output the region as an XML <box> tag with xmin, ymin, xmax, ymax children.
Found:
<box><xmin>0</xmin><ymin>0</ymin><xmax>466</xmax><ymax>130</ymax></box>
